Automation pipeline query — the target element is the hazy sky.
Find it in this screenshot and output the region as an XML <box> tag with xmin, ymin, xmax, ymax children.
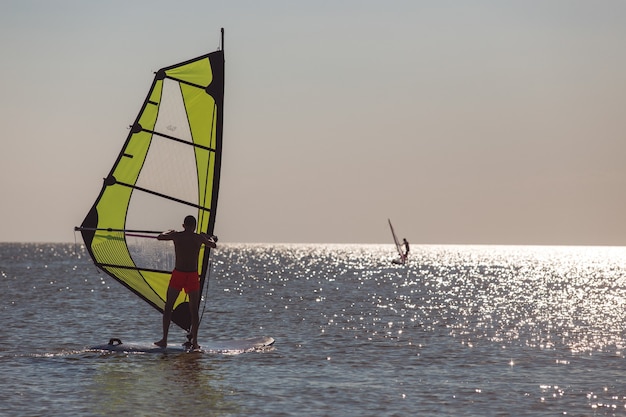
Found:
<box><xmin>2</xmin><ymin>1</ymin><xmax>626</xmax><ymax>245</ymax></box>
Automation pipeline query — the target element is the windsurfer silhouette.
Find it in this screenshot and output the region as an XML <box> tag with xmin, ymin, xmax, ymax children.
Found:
<box><xmin>402</xmin><ymin>238</ymin><xmax>409</xmax><ymax>262</ymax></box>
<box><xmin>154</xmin><ymin>215</ymin><xmax>217</xmax><ymax>350</ymax></box>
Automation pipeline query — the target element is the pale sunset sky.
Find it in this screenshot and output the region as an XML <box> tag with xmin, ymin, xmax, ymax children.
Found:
<box><xmin>1</xmin><ymin>1</ymin><xmax>625</xmax><ymax>245</ymax></box>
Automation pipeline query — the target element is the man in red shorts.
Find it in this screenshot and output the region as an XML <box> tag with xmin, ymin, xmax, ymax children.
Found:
<box><xmin>154</xmin><ymin>215</ymin><xmax>217</xmax><ymax>349</ymax></box>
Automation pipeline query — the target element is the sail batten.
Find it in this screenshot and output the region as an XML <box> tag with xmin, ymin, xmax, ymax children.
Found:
<box><xmin>78</xmin><ymin>35</ymin><xmax>225</xmax><ymax>332</ymax></box>
<box><xmin>97</xmin><ymin>263</ymin><xmax>170</xmax><ymax>274</ymax></box>
<box><xmin>115</xmin><ymin>181</ymin><xmax>214</xmax><ymax>211</ymax></box>
<box><xmin>139</xmin><ymin>128</ymin><xmax>218</xmax><ymax>152</ymax></box>
<box><xmin>163</xmin><ymin>76</ymin><xmax>208</xmax><ymax>90</ymax></box>
<box><xmin>76</xmin><ymin>227</ymin><xmax>161</xmax><ymax>234</ymax></box>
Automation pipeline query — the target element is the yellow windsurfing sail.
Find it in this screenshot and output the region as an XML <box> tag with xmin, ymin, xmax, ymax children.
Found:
<box><xmin>77</xmin><ymin>30</ymin><xmax>225</xmax><ymax>331</ymax></box>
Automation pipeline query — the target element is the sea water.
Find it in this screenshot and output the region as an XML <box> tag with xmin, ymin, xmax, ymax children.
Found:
<box><xmin>2</xmin><ymin>243</ymin><xmax>626</xmax><ymax>416</ymax></box>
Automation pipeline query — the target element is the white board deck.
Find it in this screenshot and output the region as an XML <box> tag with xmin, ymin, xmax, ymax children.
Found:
<box><xmin>89</xmin><ymin>336</ymin><xmax>275</xmax><ymax>354</ymax></box>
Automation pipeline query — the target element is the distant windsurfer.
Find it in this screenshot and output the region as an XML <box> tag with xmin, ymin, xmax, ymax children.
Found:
<box><xmin>154</xmin><ymin>215</ymin><xmax>217</xmax><ymax>350</ymax></box>
<box><xmin>402</xmin><ymin>238</ymin><xmax>409</xmax><ymax>262</ymax></box>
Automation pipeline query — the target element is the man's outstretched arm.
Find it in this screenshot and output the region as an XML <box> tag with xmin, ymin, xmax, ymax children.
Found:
<box><xmin>157</xmin><ymin>230</ymin><xmax>176</xmax><ymax>240</ymax></box>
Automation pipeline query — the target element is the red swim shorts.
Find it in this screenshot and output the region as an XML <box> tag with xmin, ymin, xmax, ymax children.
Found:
<box><xmin>169</xmin><ymin>269</ymin><xmax>200</xmax><ymax>293</ymax></box>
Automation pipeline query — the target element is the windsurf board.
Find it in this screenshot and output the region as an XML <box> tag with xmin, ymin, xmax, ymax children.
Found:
<box><xmin>89</xmin><ymin>336</ymin><xmax>274</xmax><ymax>354</ymax></box>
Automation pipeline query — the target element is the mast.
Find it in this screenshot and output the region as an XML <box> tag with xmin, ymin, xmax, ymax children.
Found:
<box><xmin>198</xmin><ymin>28</ymin><xmax>225</xmax><ymax>323</ymax></box>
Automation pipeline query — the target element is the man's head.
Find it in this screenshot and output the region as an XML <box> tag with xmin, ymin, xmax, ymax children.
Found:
<box><xmin>183</xmin><ymin>215</ymin><xmax>197</xmax><ymax>231</ymax></box>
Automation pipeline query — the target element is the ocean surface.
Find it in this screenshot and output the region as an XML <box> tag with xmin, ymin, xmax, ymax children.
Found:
<box><xmin>2</xmin><ymin>243</ymin><xmax>626</xmax><ymax>416</ymax></box>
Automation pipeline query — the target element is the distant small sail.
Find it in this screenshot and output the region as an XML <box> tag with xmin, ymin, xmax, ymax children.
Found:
<box><xmin>77</xmin><ymin>31</ymin><xmax>225</xmax><ymax>331</ymax></box>
<box><xmin>388</xmin><ymin>219</ymin><xmax>405</xmax><ymax>264</ymax></box>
